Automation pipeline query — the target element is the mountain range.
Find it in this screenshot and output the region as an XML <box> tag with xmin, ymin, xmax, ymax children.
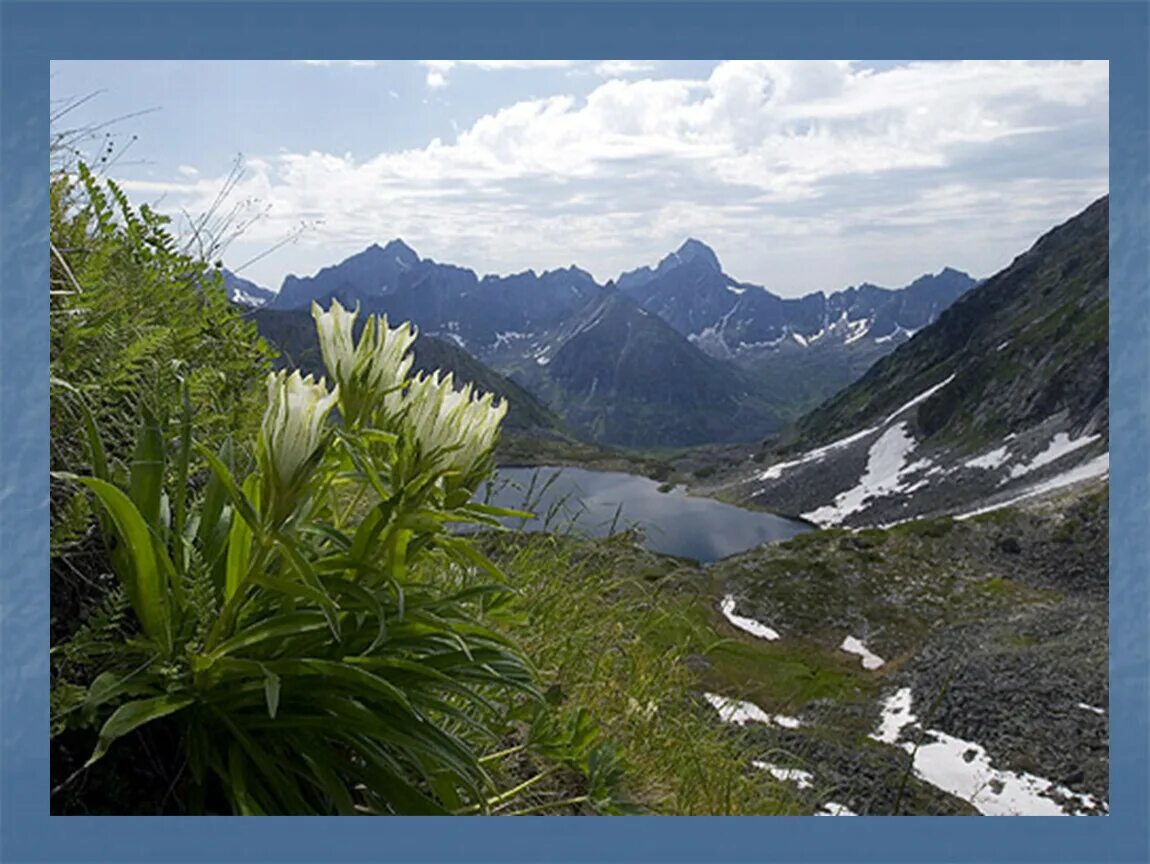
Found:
<box><xmin>237</xmin><ymin>238</ymin><xmax>976</xmax><ymax>447</ymax></box>
<box><xmin>714</xmin><ymin>195</ymin><xmax>1109</xmax><ymax>527</ymax></box>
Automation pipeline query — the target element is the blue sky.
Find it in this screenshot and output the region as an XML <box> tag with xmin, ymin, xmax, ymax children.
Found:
<box><xmin>50</xmin><ymin>60</ymin><xmax>1108</xmax><ymax>298</ymax></box>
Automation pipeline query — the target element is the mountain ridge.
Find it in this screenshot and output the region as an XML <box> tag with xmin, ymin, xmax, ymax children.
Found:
<box><xmin>715</xmin><ymin>195</ymin><xmax>1109</xmax><ymax>528</ymax></box>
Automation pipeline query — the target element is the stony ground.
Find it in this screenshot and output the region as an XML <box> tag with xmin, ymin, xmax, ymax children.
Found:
<box><xmin>697</xmin><ymin>482</ymin><xmax>1108</xmax><ymax>815</ymax></box>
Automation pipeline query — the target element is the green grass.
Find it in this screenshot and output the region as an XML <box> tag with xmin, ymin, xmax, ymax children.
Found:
<box><xmin>481</xmin><ymin>532</ymin><xmax>806</xmax><ymax>815</ymax></box>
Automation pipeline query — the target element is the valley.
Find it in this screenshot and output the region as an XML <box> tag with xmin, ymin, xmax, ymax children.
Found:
<box><xmin>47</xmin><ymin>58</ymin><xmax>1115</xmax><ymax>822</ymax></box>
<box><xmin>239</xmin><ymin>195</ymin><xmax>1110</xmax><ymax>815</ymax></box>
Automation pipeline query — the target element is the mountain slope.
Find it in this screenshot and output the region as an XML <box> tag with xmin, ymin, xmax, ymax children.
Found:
<box><xmin>253</xmin><ymin>237</ymin><xmax>977</xmax><ymax>448</ymax></box>
<box><xmin>722</xmin><ymin>196</ymin><xmax>1109</xmax><ymax>527</ymax></box>
<box><xmin>796</xmin><ymin>197</ymin><xmax>1108</xmax><ymax>449</ymax></box>
<box><xmin>528</xmin><ymin>290</ymin><xmax>787</xmax><ymax>448</ymax></box>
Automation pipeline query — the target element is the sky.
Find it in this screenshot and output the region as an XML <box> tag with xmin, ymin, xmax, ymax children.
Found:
<box><xmin>49</xmin><ymin>60</ymin><xmax>1108</xmax><ymax>298</ymax></box>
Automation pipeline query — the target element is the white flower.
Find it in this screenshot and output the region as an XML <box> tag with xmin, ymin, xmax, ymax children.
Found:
<box><xmin>401</xmin><ymin>371</ymin><xmax>507</xmax><ymax>483</ymax></box>
<box><xmin>312</xmin><ymin>298</ymin><xmax>358</xmax><ymax>383</ymax></box>
<box><xmin>311</xmin><ymin>300</ymin><xmax>416</xmax><ymax>426</ymax></box>
<box><xmin>261</xmin><ymin>369</ymin><xmax>340</xmax><ymax>488</ymax></box>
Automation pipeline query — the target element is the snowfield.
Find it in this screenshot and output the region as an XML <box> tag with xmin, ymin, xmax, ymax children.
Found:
<box><xmin>870</xmin><ymin>688</ymin><xmax>1105</xmax><ymax>816</ymax></box>
<box><xmin>1006</xmin><ymin>431</ymin><xmax>1102</xmax><ymax>481</ymax></box>
<box><xmin>954</xmin><ymin>453</ymin><xmax>1110</xmax><ymax>521</ymax></box>
<box><xmin>802</xmin><ymin>422</ymin><xmax>935</xmax><ymax>527</ymax></box>
<box><xmin>704</xmin><ymin>693</ymin><xmax>803</xmax><ymax>729</ymax></box>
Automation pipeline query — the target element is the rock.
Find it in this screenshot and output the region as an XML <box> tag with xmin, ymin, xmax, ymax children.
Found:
<box><xmin>998</xmin><ymin>536</ymin><xmax>1022</xmax><ymax>555</ymax></box>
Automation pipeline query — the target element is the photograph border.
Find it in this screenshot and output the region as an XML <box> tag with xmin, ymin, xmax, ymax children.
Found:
<box><xmin>4</xmin><ymin>2</ymin><xmax>1146</xmax><ymax>861</ymax></box>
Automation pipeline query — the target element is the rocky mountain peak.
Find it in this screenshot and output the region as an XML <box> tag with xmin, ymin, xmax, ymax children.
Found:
<box><xmin>672</xmin><ymin>238</ymin><xmax>722</xmax><ymax>272</ymax></box>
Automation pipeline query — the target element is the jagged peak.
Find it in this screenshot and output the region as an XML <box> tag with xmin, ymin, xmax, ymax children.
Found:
<box><xmin>377</xmin><ymin>238</ymin><xmax>420</xmax><ymax>261</ymax></box>
<box><xmin>673</xmin><ymin>238</ymin><xmax>722</xmax><ymax>271</ymax></box>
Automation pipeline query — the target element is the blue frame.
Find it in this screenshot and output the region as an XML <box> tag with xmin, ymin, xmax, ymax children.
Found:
<box><xmin>4</xmin><ymin>2</ymin><xmax>1146</xmax><ymax>862</ymax></box>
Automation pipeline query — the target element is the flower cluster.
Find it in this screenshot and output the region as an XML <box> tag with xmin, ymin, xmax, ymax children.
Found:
<box><xmin>403</xmin><ymin>371</ymin><xmax>508</xmax><ymax>487</ymax></box>
<box><xmin>312</xmin><ymin>299</ymin><xmax>416</xmax><ymax>428</ymax></box>
<box><xmin>292</xmin><ymin>301</ymin><xmax>508</xmax><ymax>496</ymax></box>
<box><xmin>260</xmin><ymin>369</ymin><xmax>340</xmax><ymax>493</ymax></box>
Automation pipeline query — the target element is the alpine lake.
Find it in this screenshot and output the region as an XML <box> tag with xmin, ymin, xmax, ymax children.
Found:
<box><xmin>476</xmin><ymin>466</ymin><xmax>812</xmax><ymax>563</ymax></box>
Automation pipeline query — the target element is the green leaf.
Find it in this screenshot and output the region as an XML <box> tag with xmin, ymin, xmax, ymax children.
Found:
<box><xmin>459</xmin><ymin>502</ymin><xmax>535</xmax><ymax>521</ymax></box>
<box><xmin>77</xmin><ymin>477</ymin><xmax>173</xmax><ymax>652</ymax></box>
<box><xmin>205</xmin><ymin>611</ymin><xmax>330</xmax><ymax>661</ymax></box>
<box><xmin>197</xmin><ymin>438</ymin><xmax>232</xmax><ymax>556</ymax></box>
<box><xmin>195</xmin><ymin>442</ymin><xmax>263</xmax><ymax>540</ymax></box>
<box><xmin>225</xmin><ymin>474</ymin><xmax>260</xmax><ymax>601</ymax></box>
<box><xmin>171</xmin><ymin>380</ymin><xmax>193</xmax><ymax>577</ymax></box>
<box><xmin>129</xmin><ymin>405</ymin><xmax>165</xmax><ymax>531</ymax></box>
<box><xmin>87</xmin><ymin>694</ymin><xmax>193</xmax><ymax>766</ymax></box>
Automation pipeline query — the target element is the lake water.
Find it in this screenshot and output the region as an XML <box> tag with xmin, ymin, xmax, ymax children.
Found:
<box><xmin>478</xmin><ymin>466</ymin><xmax>813</xmax><ymax>562</ymax></box>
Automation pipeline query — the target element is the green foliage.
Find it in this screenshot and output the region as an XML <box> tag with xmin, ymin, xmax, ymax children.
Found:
<box><xmin>51</xmin><ymin>295</ymin><xmax>643</xmax><ymax>815</ymax></box>
<box><xmin>50</xmin><ymin>164</ymin><xmax>275</xmax><ymax>563</ymax></box>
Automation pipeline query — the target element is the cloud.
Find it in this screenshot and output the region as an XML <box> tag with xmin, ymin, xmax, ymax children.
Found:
<box><xmin>126</xmin><ymin>61</ymin><xmax>1107</xmax><ymax>294</ymax></box>
<box><xmin>297</xmin><ymin>60</ymin><xmax>382</xmax><ymax>68</ymax></box>
<box><xmin>419</xmin><ymin>59</ymin><xmax>579</xmax><ymax>88</ymax></box>
<box><xmin>591</xmin><ymin>60</ymin><xmax>658</xmax><ymax>78</ymax></box>
<box><xmin>176</xmin><ymin>164</ymin><xmax>199</xmax><ymax>177</ymax></box>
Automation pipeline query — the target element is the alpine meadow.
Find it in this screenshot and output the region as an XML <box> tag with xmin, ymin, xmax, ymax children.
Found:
<box><xmin>50</xmin><ymin>59</ymin><xmax>1109</xmax><ymax>816</ymax></box>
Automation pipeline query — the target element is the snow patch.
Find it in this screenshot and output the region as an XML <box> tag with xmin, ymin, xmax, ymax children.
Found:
<box><xmin>1007</xmin><ymin>432</ymin><xmax>1102</xmax><ymax>481</ymax></box>
<box><xmin>840</xmin><ymin>635</ymin><xmax>885</xmax><ymax>670</ymax></box>
<box><xmin>816</xmin><ymin>801</ymin><xmax>858</xmax><ymax>816</ymax></box>
<box><xmin>874</xmin><ymin>325</ymin><xmax>907</xmax><ymax>345</ymax></box>
<box><xmin>230</xmin><ymin>289</ymin><xmax>266</xmax><ymax>307</ymax></box>
<box><xmin>871</xmin><ymin>688</ymin><xmax>1104</xmax><ymax>815</ymax></box>
<box><xmin>881</xmin><ymin>374</ymin><xmax>957</xmax><ymax>426</ymax></box>
<box><xmin>704</xmin><ymin>693</ymin><xmax>803</xmax><ymax>729</ymax></box>
<box><xmin>720</xmin><ymin>595</ymin><xmax>781</xmax><ymax>640</ymax></box>
<box><xmin>753</xmin><ymin>761</ymin><xmax>814</xmax><ymax>790</ymax></box>
<box><xmin>963</xmin><ymin>446</ymin><xmax>1011</xmax><ymax>471</ymax></box>
<box><xmin>755</xmin><ymin>376</ymin><xmax>953</xmax><ymax>496</ymax></box>
<box><xmin>954</xmin><ymin>453</ymin><xmax>1110</xmax><ymax>521</ymax></box>
<box><xmin>844</xmin><ymin>318</ymin><xmax>872</xmax><ymax>345</ymax></box>
<box><xmin>756</xmin><ymin>424</ymin><xmax>880</xmax><ymax>483</ymax></box>
<box><xmin>803</xmin><ymin>423</ymin><xmax>934</xmax><ymax>527</ymax></box>
<box><xmin>1076</xmin><ymin>703</ymin><xmax>1105</xmax><ymax>716</ymax></box>
<box><xmin>492</xmin><ymin>330</ymin><xmax>530</xmax><ymax>349</ymax></box>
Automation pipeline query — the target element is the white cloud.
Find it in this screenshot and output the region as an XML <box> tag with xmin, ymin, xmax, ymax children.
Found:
<box><xmin>591</xmin><ymin>60</ymin><xmax>658</xmax><ymax>78</ymax></box>
<box><xmin>419</xmin><ymin>59</ymin><xmax>578</xmax><ymax>88</ymax></box>
<box><xmin>176</xmin><ymin>164</ymin><xmax>199</xmax><ymax>177</ymax></box>
<box><xmin>297</xmin><ymin>60</ymin><xmax>382</xmax><ymax>68</ymax></box>
<box><xmin>124</xmin><ymin>61</ymin><xmax>1108</xmax><ymax>294</ymax></box>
